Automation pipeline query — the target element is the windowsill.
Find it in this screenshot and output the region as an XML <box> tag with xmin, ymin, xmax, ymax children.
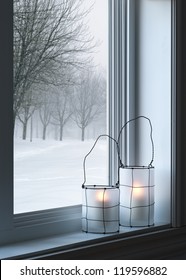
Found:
<box><xmin>0</xmin><ymin>223</ymin><xmax>173</xmax><ymax>260</ymax></box>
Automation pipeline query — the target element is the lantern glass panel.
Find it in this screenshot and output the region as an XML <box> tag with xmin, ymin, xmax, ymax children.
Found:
<box><xmin>133</xmin><ymin>168</ymin><xmax>152</xmax><ymax>186</ymax></box>
<box><xmin>119</xmin><ymin>167</ymin><xmax>154</xmax><ymax>227</ymax></box>
<box><xmin>82</xmin><ymin>187</ymin><xmax>119</xmax><ymax>208</ymax></box>
<box><xmin>82</xmin><ymin>186</ymin><xmax>119</xmax><ymax>233</ymax></box>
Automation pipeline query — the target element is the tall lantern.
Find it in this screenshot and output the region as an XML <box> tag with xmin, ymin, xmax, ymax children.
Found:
<box><xmin>118</xmin><ymin>116</ymin><xmax>155</xmax><ymax>227</ymax></box>
<box><xmin>82</xmin><ymin>135</ymin><xmax>120</xmax><ymax>234</ymax></box>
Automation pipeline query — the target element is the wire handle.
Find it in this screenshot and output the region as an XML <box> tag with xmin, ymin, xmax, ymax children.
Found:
<box><xmin>117</xmin><ymin>116</ymin><xmax>154</xmax><ymax>167</ymax></box>
<box><xmin>82</xmin><ymin>134</ymin><xmax>119</xmax><ymax>187</ymax></box>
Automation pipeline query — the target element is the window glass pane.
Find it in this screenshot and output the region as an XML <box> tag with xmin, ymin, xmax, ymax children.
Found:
<box><xmin>135</xmin><ymin>0</ymin><xmax>171</xmax><ymax>224</ymax></box>
<box><xmin>14</xmin><ymin>0</ymin><xmax>108</xmax><ymax>214</ymax></box>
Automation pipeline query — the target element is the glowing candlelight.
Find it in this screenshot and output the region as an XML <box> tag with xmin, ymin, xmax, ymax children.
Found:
<box><xmin>96</xmin><ymin>189</ymin><xmax>109</xmax><ymax>202</ymax></box>
<box><xmin>132</xmin><ymin>182</ymin><xmax>147</xmax><ymax>221</ymax></box>
<box><xmin>133</xmin><ymin>182</ymin><xmax>145</xmax><ymax>198</ymax></box>
<box><xmin>82</xmin><ymin>186</ymin><xmax>119</xmax><ymax>233</ymax></box>
<box><xmin>119</xmin><ymin>167</ymin><xmax>154</xmax><ymax>227</ymax></box>
<box><xmin>94</xmin><ymin>189</ymin><xmax>111</xmax><ymax>222</ymax></box>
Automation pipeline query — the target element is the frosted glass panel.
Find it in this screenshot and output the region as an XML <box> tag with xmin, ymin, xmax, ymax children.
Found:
<box><xmin>119</xmin><ymin>167</ymin><xmax>154</xmax><ymax>227</ymax></box>
<box><xmin>82</xmin><ymin>186</ymin><xmax>120</xmax><ymax>233</ymax></box>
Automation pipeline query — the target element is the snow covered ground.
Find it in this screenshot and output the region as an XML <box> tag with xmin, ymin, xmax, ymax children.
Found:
<box><xmin>14</xmin><ymin>138</ymin><xmax>108</xmax><ymax>214</ymax></box>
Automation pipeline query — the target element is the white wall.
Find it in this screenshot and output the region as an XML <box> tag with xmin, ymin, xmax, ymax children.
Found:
<box><xmin>135</xmin><ymin>0</ymin><xmax>171</xmax><ymax>224</ymax></box>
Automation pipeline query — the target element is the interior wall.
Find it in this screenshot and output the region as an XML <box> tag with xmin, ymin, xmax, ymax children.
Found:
<box><xmin>135</xmin><ymin>0</ymin><xmax>171</xmax><ymax>224</ymax></box>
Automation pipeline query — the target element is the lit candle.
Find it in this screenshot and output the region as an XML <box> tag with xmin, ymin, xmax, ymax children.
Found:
<box><xmin>132</xmin><ymin>182</ymin><xmax>146</xmax><ymax>202</ymax></box>
<box><xmin>96</xmin><ymin>189</ymin><xmax>108</xmax><ymax>202</ymax></box>
<box><xmin>94</xmin><ymin>188</ymin><xmax>110</xmax><ymax>223</ymax></box>
<box><xmin>132</xmin><ymin>182</ymin><xmax>148</xmax><ymax>222</ymax></box>
<box><xmin>119</xmin><ymin>166</ymin><xmax>154</xmax><ymax>227</ymax></box>
<box><xmin>82</xmin><ymin>186</ymin><xmax>119</xmax><ymax>233</ymax></box>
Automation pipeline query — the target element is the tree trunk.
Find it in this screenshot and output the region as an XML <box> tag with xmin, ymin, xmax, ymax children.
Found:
<box><xmin>43</xmin><ymin>125</ymin><xmax>47</xmax><ymax>140</ymax></box>
<box><xmin>22</xmin><ymin>120</ymin><xmax>28</xmax><ymax>140</ymax></box>
<box><xmin>30</xmin><ymin>115</ymin><xmax>33</xmax><ymax>142</ymax></box>
<box><xmin>54</xmin><ymin>125</ymin><xmax>58</xmax><ymax>140</ymax></box>
<box><xmin>81</xmin><ymin>127</ymin><xmax>85</xmax><ymax>141</ymax></box>
<box><xmin>36</xmin><ymin>115</ymin><xmax>39</xmax><ymax>138</ymax></box>
<box><xmin>59</xmin><ymin>125</ymin><xmax>63</xmax><ymax>141</ymax></box>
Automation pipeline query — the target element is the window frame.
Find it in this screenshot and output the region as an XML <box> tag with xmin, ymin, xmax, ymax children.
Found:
<box><xmin>173</xmin><ymin>0</ymin><xmax>186</xmax><ymax>227</ymax></box>
<box><xmin>0</xmin><ymin>0</ymin><xmax>185</xmax><ymax>250</ymax></box>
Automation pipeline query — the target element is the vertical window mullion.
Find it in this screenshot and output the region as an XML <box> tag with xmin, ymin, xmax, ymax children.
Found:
<box><xmin>109</xmin><ymin>0</ymin><xmax>127</xmax><ymax>185</ymax></box>
<box><xmin>126</xmin><ymin>0</ymin><xmax>136</xmax><ymax>166</ymax></box>
<box><xmin>171</xmin><ymin>0</ymin><xmax>177</xmax><ymax>227</ymax></box>
<box><xmin>173</xmin><ymin>0</ymin><xmax>186</xmax><ymax>227</ymax></box>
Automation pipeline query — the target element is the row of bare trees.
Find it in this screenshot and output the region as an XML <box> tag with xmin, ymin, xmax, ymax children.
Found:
<box><xmin>14</xmin><ymin>0</ymin><xmax>105</xmax><ymax>141</ymax></box>
<box><xmin>16</xmin><ymin>70</ymin><xmax>106</xmax><ymax>141</ymax></box>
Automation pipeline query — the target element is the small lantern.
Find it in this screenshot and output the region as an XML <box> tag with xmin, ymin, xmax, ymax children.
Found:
<box><xmin>118</xmin><ymin>116</ymin><xmax>155</xmax><ymax>227</ymax></box>
<box><xmin>119</xmin><ymin>166</ymin><xmax>154</xmax><ymax>227</ymax></box>
<box><xmin>82</xmin><ymin>185</ymin><xmax>120</xmax><ymax>233</ymax></box>
<box><xmin>82</xmin><ymin>135</ymin><xmax>120</xmax><ymax>233</ymax></box>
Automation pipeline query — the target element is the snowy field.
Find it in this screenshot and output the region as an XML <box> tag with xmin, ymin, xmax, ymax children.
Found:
<box><xmin>14</xmin><ymin>139</ymin><xmax>108</xmax><ymax>214</ymax></box>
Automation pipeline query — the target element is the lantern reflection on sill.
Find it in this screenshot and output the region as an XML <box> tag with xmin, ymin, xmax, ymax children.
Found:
<box><xmin>82</xmin><ymin>185</ymin><xmax>120</xmax><ymax>233</ymax></box>
<box><xmin>119</xmin><ymin>166</ymin><xmax>155</xmax><ymax>227</ymax></box>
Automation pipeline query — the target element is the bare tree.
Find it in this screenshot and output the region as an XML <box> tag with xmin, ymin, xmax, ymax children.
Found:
<box><xmin>13</xmin><ymin>0</ymin><xmax>94</xmax><ymax>129</ymax></box>
<box><xmin>51</xmin><ymin>86</ymin><xmax>72</xmax><ymax>141</ymax></box>
<box><xmin>39</xmin><ymin>90</ymin><xmax>53</xmax><ymax>140</ymax></box>
<box><xmin>17</xmin><ymin>88</ymin><xmax>38</xmax><ymax>139</ymax></box>
<box><xmin>72</xmin><ymin>70</ymin><xmax>106</xmax><ymax>141</ymax></box>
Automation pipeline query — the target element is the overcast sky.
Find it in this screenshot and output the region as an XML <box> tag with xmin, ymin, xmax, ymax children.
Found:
<box><xmin>84</xmin><ymin>0</ymin><xmax>108</xmax><ymax>69</ymax></box>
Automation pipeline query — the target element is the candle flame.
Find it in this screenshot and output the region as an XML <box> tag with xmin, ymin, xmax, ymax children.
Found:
<box><xmin>133</xmin><ymin>182</ymin><xmax>144</xmax><ymax>198</ymax></box>
<box><xmin>96</xmin><ymin>190</ymin><xmax>109</xmax><ymax>202</ymax></box>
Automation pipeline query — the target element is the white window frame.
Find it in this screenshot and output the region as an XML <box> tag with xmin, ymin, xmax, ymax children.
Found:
<box><xmin>0</xmin><ymin>0</ymin><xmax>185</xmax><ymax>254</ymax></box>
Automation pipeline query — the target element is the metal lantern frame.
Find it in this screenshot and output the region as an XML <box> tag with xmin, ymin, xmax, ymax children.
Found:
<box><xmin>82</xmin><ymin>135</ymin><xmax>120</xmax><ymax>234</ymax></box>
<box><xmin>117</xmin><ymin>116</ymin><xmax>155</xmax><ymax>227</ymax></box>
